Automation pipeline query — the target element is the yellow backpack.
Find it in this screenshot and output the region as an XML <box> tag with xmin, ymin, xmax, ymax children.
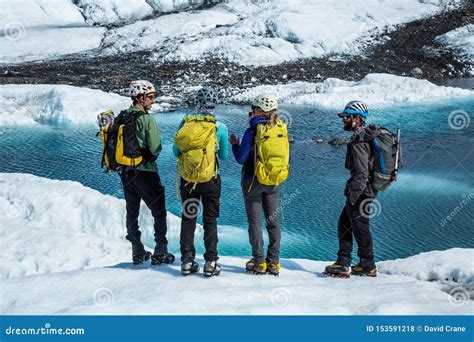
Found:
<box><xmin>175</xmin><ymin>115</ymin><xmax>218</xmax><ymax>191</ymax></box>
<box><xmin>254</xmin><ymin>118</ymin><xmax>290</xmax><ymax>186</ymax></box>
<box><xmin>97</xmin><ymin>109</ymin><xmax>146</xmax><ymax>172</ymax></box>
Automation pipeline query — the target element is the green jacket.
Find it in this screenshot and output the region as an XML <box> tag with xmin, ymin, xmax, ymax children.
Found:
<box><xmin>128</xmin><ymin>106</ymin><xmax>161</xmax><ymax>172</ymax></box>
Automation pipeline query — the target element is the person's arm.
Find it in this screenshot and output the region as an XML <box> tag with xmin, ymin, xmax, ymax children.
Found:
<box><xmin>348</xmin><ymin>142</ymin><xmax>371</xmax><ymax>205</ymax></box>
<box><xmin>232</xmin><ymin>127</ymin><xmax>254</xmax><ymax>164</ymax></box>
<box><xmin>217</xmin><ymin>123</ymin><xmax>229</xmax><ymax>161</ymax></box>
<box><xmin>145</xmin><ymin>116</ymin><xmax>162</xmax><ymax>156</ymax></box>
<box><xmin>172</xmin><ymin>118</ymin><xmax>185</xmax><ymax>157</ymax></box>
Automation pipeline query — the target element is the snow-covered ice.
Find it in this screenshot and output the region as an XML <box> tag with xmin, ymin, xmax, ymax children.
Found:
<box><xmin>232</xmin><ymin>73</ymin><xmax>474</xmax><ymax>108</ymax></box>
<box><xmin>0</xmin><ymin>0</ymin><xmax>104</xmax><ymax>64</ymax></box>
<box><xmin>0</xmin><ymin>85</ymin><xmax>129</xmax><ymax>126</ymax></box>
<box><xmin>74</xmin><ymin>0</ymin><xmax>154</xmax><ymax>25</ymax></box>
<box><xmin>100</xmin><ymin>7</ymin><xmax>239</xmax><ymax>56</ymax></box>
<box><xmin>0</xmin><ymin>0</ymin><xmax>85</xmax><ymax>29</ymax></box>
<box><xmin>434</xmin><ymin>24</ymin><xmax>474</xmax><ymax>75</ymax></box>
<box><xmin>0</xmin><ymin>172</ymin><xmax>232</xmax><ymax>279</ymax></box>
<box><xmin>0</xmin><ymin>173</ymin><xmax>472</xmax><ymax>315</ymax></box>
<box><xmin>74</xmin><ymin>0</ymin><xmax>207</xmax><ymax>25</ymax></box>
<box><xmin>0</xmin><ymin>217</ymin><xmax>130</xmax><ymax>279</ymax></box>
<box><xmin>1</xmin><ymin>27</ymin><xmax>106</xmax><ymax>64</ymax></box>
<box><xmin>0</xmin><ymin>84</ymin><xmax>175</xmax><ymax>126</ymax></box>
<box><xmin>2</xmin><ymin>254</ymin><xmax>472</xmax><ymax>315</ymax></box>
<box><xmin>147</xmin><ymin>0</ymin><xmax>207</xmax><ymax>13</ymax></box>
<box><xmin>103</xmin><ymin>0</ymin><xmax>443</xmax><ymax>66</ymax></box>
<box><xmin>378</xmin><ymin>248</ymin><xmax>474</xmax><ymax>284</ymax></box>
<box><xmin>1</xmin><ymin>0</ymin><xmax>445</xmax><ymax>65</ymax></box>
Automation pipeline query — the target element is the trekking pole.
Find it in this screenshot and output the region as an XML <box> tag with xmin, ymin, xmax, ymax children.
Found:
<box><xmin>393</xmin><ymin>126</ymin><xmax>401</xmax><ymax>181</ymax></box>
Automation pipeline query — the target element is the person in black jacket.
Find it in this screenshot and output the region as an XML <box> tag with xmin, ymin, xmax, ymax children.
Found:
<box><xmin>325</xmin><ymin>101</ymin><xmax>380</xmax><ymax>278</ymax></box>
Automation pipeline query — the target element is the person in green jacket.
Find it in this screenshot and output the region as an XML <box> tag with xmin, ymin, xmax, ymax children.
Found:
<box><xmin>120</xmin><ymin>80</ymin><xmax>175</xmax><ymax>266</ymax></box>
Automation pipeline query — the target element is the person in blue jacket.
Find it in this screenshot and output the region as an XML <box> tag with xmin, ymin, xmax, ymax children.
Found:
<box><xmin>173</xmin><ymin>87</ymin><xmax>229</xmax><ymax>277</ymax></box>
<box><xmin>229</xmin><ymin>94</ymin><xmax>282</xmax><ymax>276</ymax></box>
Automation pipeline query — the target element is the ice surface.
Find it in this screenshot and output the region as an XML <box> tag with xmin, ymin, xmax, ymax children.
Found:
<box><xmin>232</xmin><ymin>73</ymin><xmax>474</xmax><ymax>108</ymax></box>
<box><xmin>1</xmin><ymin>173</ymin><xmax>472</xmax><ymax>315</ymax></box>
<box><xmin>0</xmin><ymin>84</ymin><xmax>172</xmax><ymax>126</ymax></box>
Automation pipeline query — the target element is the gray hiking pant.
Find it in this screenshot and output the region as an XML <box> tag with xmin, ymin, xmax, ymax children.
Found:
<box><xmin>242</xmin><ymin>179</ymin><xmax>281</xmax><ymax>264</ymax></box>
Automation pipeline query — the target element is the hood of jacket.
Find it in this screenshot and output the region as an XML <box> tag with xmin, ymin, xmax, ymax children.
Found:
<box><xmin>351</xmin><ymin>124</ymin><xmax>380</xmax><ymax>143</ymax></box>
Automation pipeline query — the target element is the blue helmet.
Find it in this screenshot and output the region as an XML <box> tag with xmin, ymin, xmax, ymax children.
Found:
<box><xmin>195</xmin><ymin>87</ymin><xmax>218</xmax><ymax>109</ymax></box>
<box><xmin>338</xmin><ymin>100</ymin><xmax>369</xmax><ymax>118</ymax></box>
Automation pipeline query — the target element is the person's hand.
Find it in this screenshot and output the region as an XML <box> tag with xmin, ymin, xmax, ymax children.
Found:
<box><xmin>229</xmin><ymin>133</ymin><xmax>240</xmax><ymax>145</ymax></box>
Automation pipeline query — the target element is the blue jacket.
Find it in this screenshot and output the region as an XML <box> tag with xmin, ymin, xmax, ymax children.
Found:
<box><xmin>173</xmin><ymin>113</ymin><xmax>229</xmax><ymax>161</ymax></box>
<box><xmin>232</xmin><ymin>116</ymin><xmax>268</xmax><ymax>180</ymax></box>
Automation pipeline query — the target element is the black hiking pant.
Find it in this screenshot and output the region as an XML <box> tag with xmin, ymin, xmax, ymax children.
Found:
<box><xmin>120</xmin><ymin>170</ymin><xmax>168</xmax><ymax>255</ymax></box>
<box><xmin>180</xmin><ymin>175</ymin><xmax>221</xmax><ymax>262</ymax></box>
<box><xmin>336</xmin><ymin>196</ymin><xmax>376</xmax><ymax>269</ymax></box>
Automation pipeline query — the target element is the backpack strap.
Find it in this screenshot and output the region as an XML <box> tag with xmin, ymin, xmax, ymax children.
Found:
<box><xmin>100</xmin><ymin>135</ymin><xmax>108</xmax><ymax>170</ymax></box>
<box><xmin>176</xmin><ymin>157</ymin><xmax>180</xmax><ymax>200</ymax></box>
<box><xmin>247</xmin><ymin>142</ymin><xmax>257</xmax><ymax>193</ymax></box>
<box><xmin>247</xmin><ymin>124</ymin><xmax>261</xmax><ymax>193</ymax></box>
<box><xmin>214</xmin><ymin>124</ymin><xmax>219</xmax><ymax>180</ymax></box>
<box><xmin>372</xmin><ymin>138</ymin><xmax>386</xmax><ymax>174</ymax></box>
<box><xmin>128</xmin><ymin>109</ymin><xmax>157</xmax><ymax>164</ymax></box>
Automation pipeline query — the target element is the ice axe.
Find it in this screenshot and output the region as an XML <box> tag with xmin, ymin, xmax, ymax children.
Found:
<box><xmin>392</xmin><ymin>126</ymin><xmax>401</xmax><ymax>181</ymax></box>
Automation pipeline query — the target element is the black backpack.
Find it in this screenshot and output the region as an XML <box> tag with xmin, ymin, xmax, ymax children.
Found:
<box><xmin>98</xmin><ymin>109</ymin><xmax>155</xmax><ymax>172</ymax></box>
<box><xmin>372</xmin><ymin>127</ymin><xmax>402</xmax><ymax>190</ymax></box>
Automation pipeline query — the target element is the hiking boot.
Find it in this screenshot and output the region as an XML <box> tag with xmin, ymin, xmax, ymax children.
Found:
<box><xmin>203</xmin><ymin>260</ymin><xmax>221</xmax><ymax>277</ymax></box>
<box><xmin>266</xmin><ymin>261</ymin><xmax>280</xmax><ymax>276</ymax></box>
<box><xmin>351</xmin><ymin>263</ymin><xmax>377</xmax><ymax>277</ymax></box>
<box><xmin>132</xmin><ymin>251</ymin><xmax>152</xmax><ymax>265</ymax></box>
<box><xmin>245</xmin><ymin>258</ymin><xmax>267</xmax><ymax>274</ymax></box>
<box><xmin>151</xmin><ymin>253</ymin><xmax>175</xmax><ymax>266</ymax></box>
<box><xmin>323</xmin><ymin>263</ymin><xmax>351</xmax><ymax>278</ymax></box>
<box><xmin>181</xmin><ymin>261</ymin><xmax>199</xmax><ymax>276</ymax></box>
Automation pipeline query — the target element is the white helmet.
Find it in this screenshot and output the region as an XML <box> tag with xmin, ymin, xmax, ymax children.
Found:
<box><xmin>129</xmin><ymin>80</ymin><xmax>156</xmax><ymax>97</ymax></box>
<box><xmin>252</xmin><ymin>94</ymin><xmax>278</xmax><ymax>112</ymax></box>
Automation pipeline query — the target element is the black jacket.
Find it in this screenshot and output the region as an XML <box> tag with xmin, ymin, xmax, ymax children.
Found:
<box><xmin>344</xmin><ymin>125</ymin><xmax>379</xmax><ymax>205</ymax></box>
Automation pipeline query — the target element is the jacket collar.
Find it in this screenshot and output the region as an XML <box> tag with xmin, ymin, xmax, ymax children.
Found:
<box><xmin>249</xmin><ymin>116</ymin><xmax>268</xmax><ymax>128</ymax></box>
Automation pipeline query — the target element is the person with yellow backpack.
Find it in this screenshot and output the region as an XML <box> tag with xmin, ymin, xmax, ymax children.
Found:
<box><xmin>229</xmin><ymin>94</ymin><xmax>290</xmax><ymax>276</ymax></box>
<box><xmin>173</xmin><ymin>87</ymin><xmax>229</xmax><ymax>277</ymax></box>
<box><xmin>99</xmin><ymin>80</ymin><xmax>175</xmax><ymax>266</ymax></box>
